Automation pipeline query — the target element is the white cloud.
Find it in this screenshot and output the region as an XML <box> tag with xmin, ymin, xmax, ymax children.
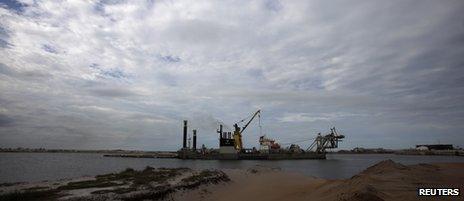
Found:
<box><xmin>278</xmin><ymin>112</ymin><xmax>368</xmax><ymax>123</ymax></box>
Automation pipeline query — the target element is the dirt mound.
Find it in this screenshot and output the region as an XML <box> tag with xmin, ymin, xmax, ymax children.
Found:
<box><xmin>338</xmin><ymin>185</ymin><xmax>385</xmax><ymax>201</ymax></box>
<box><xmin>320</xmin><ymin>160</ymin><xmax>413</xmax><ymax>201</ymax></box>
<box><xmin>356</xmin><ymin>159</ymin><xmax>409</xmax><ymax>176</ymax></box>
<box><xmin>323</xmin><ymin>160</ymin><xmax>457</xmax><ymax>201</ymax></box>
<box><xmin>208</xmin><ymin>161</ymin><xmax>464</xmax><ymax>201</ymax></box>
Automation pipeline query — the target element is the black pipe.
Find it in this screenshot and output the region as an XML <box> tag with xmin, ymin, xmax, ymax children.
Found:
<box><xmin>193</xmin><ymin>129</ymin><xmax>197</xmax><ymax>150</ymax></box>
<box><xmin>219</xmin><ymin>124</ymin><xmax>223</xmax><ymax>139</ymax></box>
<box><xmin>217</xmin><ymin>124</ymin><xmax>223</xmax><ymax>147</ymax></box>
<box><xmin>183</xmin><ymin>120</ymin><xmax>187</xmax><ymax>148</ymax></box>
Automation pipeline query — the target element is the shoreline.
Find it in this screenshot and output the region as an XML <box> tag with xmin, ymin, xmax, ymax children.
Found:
<box><xmin>1</xmin><ymin>160</ymin><xmax>463</xmax><ymax>201</ymax></box>
<box><xmin>2</xmin><ymin>150</ymin><xmax>463</xmax><ymax>157</ymax></box>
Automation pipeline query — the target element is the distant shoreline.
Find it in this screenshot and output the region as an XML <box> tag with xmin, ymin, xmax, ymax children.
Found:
<box><xmin>1</xmin><ymin>148</ymin><xmax>463</xmax><ymax>157</ymax></box>
<box><xmin>0</xmin><ymin>148</ymin><xmax>176</xmax><ymax>153</ymax></box>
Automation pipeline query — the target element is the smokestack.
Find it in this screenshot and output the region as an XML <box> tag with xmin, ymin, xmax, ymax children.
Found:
<box><xmin>183</xmin><ymin>120</ymin><xmax>187</xmax><ymax>149</ymax></box>
<box><xmin>218</xmin><ymin>124</ymin><xmax>223</xmax><ymax>139</ymax></box>
<box><xmin>193</xmin><ymin>129</ymin><xmax>197</xmax><ymax>150</ymax></box>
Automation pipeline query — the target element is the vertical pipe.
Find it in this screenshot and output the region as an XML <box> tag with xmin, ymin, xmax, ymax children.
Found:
<box><xmin>193</xmin><ymin>129</ymin><xmax>197</xmax><ymax>150</ymax></box>
<box><xmin>219</xmin><ymin>125</ymin><xmax>223</xmax><ymax>139</ymax></box>
<box><xmin>183</xmin><ymin>120</ymin><xmax>187</xmax><ymax>149</ymax></box>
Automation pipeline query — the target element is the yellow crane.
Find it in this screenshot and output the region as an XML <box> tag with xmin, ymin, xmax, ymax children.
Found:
<box><xmin>233</xmin><ymin>109</ymin><xmax>261</xmax><ymax>151</ymax></box>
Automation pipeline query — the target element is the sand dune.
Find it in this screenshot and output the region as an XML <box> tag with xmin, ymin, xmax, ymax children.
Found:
<box><xmin>199</xmin><ymin>160</ymin><xmax>464</xmax><ymax>201</ymax></box>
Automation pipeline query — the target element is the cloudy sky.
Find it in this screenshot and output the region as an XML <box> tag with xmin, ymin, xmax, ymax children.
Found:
<box><xmin>1</xmin><ymin>0</ymin><xmax>463</xmax><ymax>151</ymax></box>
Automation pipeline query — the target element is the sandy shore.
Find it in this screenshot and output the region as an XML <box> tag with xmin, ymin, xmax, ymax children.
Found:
<box><xmin>1</xmin><ymin>160</ymin><xmax>463</xmax><ymax>201</ymax></box>
<box><xmin>194</xmin><ymin>160</ymin><xmax>464</xmax><ymax>201</ymax></box>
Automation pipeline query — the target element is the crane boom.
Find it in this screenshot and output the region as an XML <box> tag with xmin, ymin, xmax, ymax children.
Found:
<box><xmin>232</xmin><ymin>109</ymin><xmax>261</xmax><ymax>151</ymax></box>
<box><xmin>241</xmin><ymin>110</ymin><xmax>261</xmax><ymax>133</ymax></box>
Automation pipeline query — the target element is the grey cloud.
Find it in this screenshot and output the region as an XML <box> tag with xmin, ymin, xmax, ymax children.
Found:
<box><xmin>89</xmin><ymin>63</ymin><xmax>132</xmax><ymax>80</ymax></box>
<box><xmin>0</xmin><ymin>39</ymin><xmax>10</xmax><ymax>48</ymax></box>
<box><xmin>0</xmin><ymin>63</ymin><xmax>52</xmax><ymax>79</ymax></box>
<box><xmin>155</xmin><ymin>71</ymin><xmax>178</xmax><ymax>86</ymax></box>
<box><xmin>159</xmin><ymin>55</ymin><xmax>181</xmax><ymax>63</ymax></box>
<box><xmin>0</xmin><ymin>0</ymin><xmax>463</xmax><ymax>150</ymax></box>
<box><xmin>41</xmin><ymin>44</ymin><xmax>58</xmax><ymax>54</ymax></box>
<box><xmin>0</xmin><ymin>26</ymin><xmax>12</xmax><ymax>48</ymax></box>
<box><xmin>163</xmin><ymin>19</ymin><xmax>236</xmax><ymax>45</ymax></box>
<box><xmin>0</xmin><ymin>0</ymin><xmax>27</xmax><ymax>13</ymax></box>
<box><xmin>265</xmin><ymin>0</ymin><xmax>283</xmax><ymax>12</ymax></box>
<box><xmin>0</xmin><ymin>63</ymin><xmax>14</xmax><ymax>75</ymax></box>
<box><xmin>0</xmin><ymin>114</ymin><xmax>15</xmax><ymax>127</ymax></box>
<box><xmin>88</xmin><ymin>88</ymin><xmax>139</xmax><ymax>98</ymax></box>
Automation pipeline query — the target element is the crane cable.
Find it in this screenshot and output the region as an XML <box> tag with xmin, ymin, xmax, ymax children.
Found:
<box><xmin>280</xmin><ymin>137</ymin><xmax>317</xmax><ymax>146</ymax></box>
<box><xmin>235</xmin><ymin>112</ymin><xmax>255</xmax><ymax>124</ymax></box>
<box><xmin>258</xmin><ymin>113</ymin><xmax>262</xmax><ymax>136</ymax></box>
<box><xmin>235</xmin><ymin>110</ymin><xmax>263</xmax><ymax>136</ymax></box>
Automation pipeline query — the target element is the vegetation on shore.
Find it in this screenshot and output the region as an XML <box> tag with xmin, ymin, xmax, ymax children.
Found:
<box><xmin>0</xmin><ymin>167</ymin><xmax>230</xmax><ymax>201</ymax></box>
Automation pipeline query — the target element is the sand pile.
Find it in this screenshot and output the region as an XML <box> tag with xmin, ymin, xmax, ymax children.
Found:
<box><xmin>357</xmin><ymin>159</ymin><xmax>409</xmax><ymax>175</ymax></box>
<box><xmin>310</xmin><ymin>160</ymin><xmax>462</xmax><ymax>201</ymax></box>
<box><xmin>203</xmin><ymin>160</ymin><xmax>463</xmax><ymax>201</ymax></box>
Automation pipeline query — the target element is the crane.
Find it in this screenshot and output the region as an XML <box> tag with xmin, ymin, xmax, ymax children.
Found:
<box><xmin>233</xmin><ymin>109</ymin><xmax>261</xmax><ymax>151</ymax></box>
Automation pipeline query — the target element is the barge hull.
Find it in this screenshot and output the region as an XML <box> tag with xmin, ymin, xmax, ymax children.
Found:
<box><xmin>178</xmin><ymin>151</ymin><xmax>326</xmax><ymax>160</ymax></box>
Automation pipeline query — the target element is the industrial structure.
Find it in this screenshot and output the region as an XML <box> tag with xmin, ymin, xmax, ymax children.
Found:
<box><xmin>416</xmin><ymin>144</ymin><xmax>454</xmax><ymax>150</ymax></box>
<box><xmin>308</xmin><ymin>127</ymin><xmax>345</xmax><ymax>153</ymax></box>
<box><xmin>178</xmin><ymin>110</ymin><xmax>345</xmax><ymax>160</ymax></box>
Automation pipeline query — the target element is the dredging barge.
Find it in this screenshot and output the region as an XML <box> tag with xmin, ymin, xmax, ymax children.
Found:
<box><xmin>178</xmin><ymin>110</ymin><xmax>345</xmax><ymax>160</ymax></box>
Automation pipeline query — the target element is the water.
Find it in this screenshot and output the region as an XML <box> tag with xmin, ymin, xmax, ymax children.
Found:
<box><xmin>1</xmin><ymin>152</ymin><xmax>463</xmax><ymax>183</ymax></box>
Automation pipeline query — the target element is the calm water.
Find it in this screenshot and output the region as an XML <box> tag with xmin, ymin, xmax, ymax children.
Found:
<box><xmin>1</xmin><ymin>153</ymin><xmax>463</xmax><ymax>183</ymax></box>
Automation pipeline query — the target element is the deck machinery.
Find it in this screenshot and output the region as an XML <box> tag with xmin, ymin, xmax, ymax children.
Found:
<box><xmin>178</xmin><ymin>110</ymin><xmax>345</xmax><ymax>160</ymax></box>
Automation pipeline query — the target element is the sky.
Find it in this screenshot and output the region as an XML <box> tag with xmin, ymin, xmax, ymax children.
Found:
<box><xmin>0</xmin><ymin>0</ymin><xmax>463</xmax><ymax>151</ymax></box>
